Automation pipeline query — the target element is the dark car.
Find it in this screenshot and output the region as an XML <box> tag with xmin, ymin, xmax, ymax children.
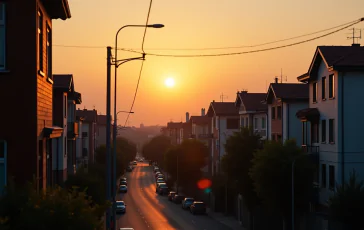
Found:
<box><xmin>182</xmin><ymin>198</ymin><xmax>194</xmax><ymax>209</ymax></box>
<box><xmin>158</xmin><ymin>186</ymin><xmax>169</xmax><ymax>195</ymax></box>
<box><xmin>156</xmin><ymin>183</ymin><xmax>167</xmax><ymax>193</ymax></box>
<box><xmin>173</xmin><ymin>195</ymin><xmax>185</xmax><ymax>204</ymax></box>
<box><xmin>120</xmin><ymin>180</ymin><xmax>127</xmax><ymax>186</ymax></box>
<box><xmin>168</xmin><ymin>191</ymin><xmax>177</xmax><ymax>201</ymax></box>
<box><xmin>115</xmin><ymin>201</ymin><xmax>126</xmax><ymax>214</ymax></box>
<box><xmin>126</xmin><ymin>166</ymin><xmax>132</xmax><ymax>172</ymax></box>
<box><xmin>120</xmin><ymin>178</ymin><xmax>127</xmax><ymax>183</ymax></box>
<box><xmin>190</xmin><ymin>201</ymin><xmax>206</xmax><ymax>215</ymax></box>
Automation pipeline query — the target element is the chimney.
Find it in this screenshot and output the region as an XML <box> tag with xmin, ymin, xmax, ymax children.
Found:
<box><xmin>352</xmin><ymin>43</ymin><xmax>360</xmax><ymax>47</ymax></box>
<box><xmin>186</xmin><ymin>112</ymin><xmax>190</xmax><ymax>122</ymax></box>
<box><xmin>274</xmin><ymin>77</ymin><xmax>279</xmax><ymax>83</ymax></box>
<box><xmin>201</xmin><ymin>108</ymin><xmax>205</xmax><ymax>116</ymax></box>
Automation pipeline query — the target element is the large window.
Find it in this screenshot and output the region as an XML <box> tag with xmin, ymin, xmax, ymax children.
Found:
<box><xmin>311</xmin><ymin>123</ymin><xmax>319</xmax><ymax>143</ymax></box>
<box><xmin>46</xmin><ymin>25</ymin><xmax>52</xmax><ymax>79</ymax></box>
<box><xmin>313</xmin><ymin>82</ymin><xmax>317</xmax><ymax>103</ymax></box>
<box><xmin>0</xmin><ymin>140</ymin><xmax>7</xmax><ymax>194</ymax></box>
<box><xmin>271</xmin><ymin>107</ymin><xmax>276</xmax><ymax>119</ymax></box>
<box><xmin>329</xmin><ymin>74</ymin><xmax>335</xmax><ymax>98</ymax></box>
<box><xmin>38</xmin><ymin>10</ymin><xmax>43</xmax><ymax>73</ymax></box>
<box><xmin>0</xmin><ymin>3</ymin><xmax>6</xmax><ymax>69</ymax></box>
<box><xmin>322</xmin><ymin>77</ymin><xmax>326</xmax><ymax>100</ymax></box>
<box><xmin>329</xmin><ymin>165</ymin><xmax>335</xmax><ymax>190</ymax></box>
<box><xmin>321</xmin><ymin>120</ymin><xmax>326</xmax><ymax>143</ymax></box>
<box><xmin>277</xmin><ymin>106</ymin><xmax>282</xmax><ymax>120</ymax></box>
<box><xmin>321</xmin><ymin>164</ymin><xmax>326</xmax><ymax>188</ymax></box>
<box><xmin>226</xmin><ymin>118</ymin><xmax>239</xmax><ymax>129</ymax></box>
<box><xmin>254</xmin><ymin>118</ymin><xmax>258</xmax><ymax>130</ymax></box>
<box><xmin>329</xmin><ymin>119</ymin><xmax>335</xmax><ymax>143</ymax></box>
<box><xmin>262</xmin><ymin>117</ymin><xmax>266</xmax><ymax>129</ymax></box>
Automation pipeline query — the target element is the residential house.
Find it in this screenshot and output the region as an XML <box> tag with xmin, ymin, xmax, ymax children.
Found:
<box><xmin>166</xmin><ymin>122</ymin><xmax>184</xmax><ymax>145</ymax></box>
<box><xmin>263</xmin><ymin>79</ymin><xmax>309</xmax><ymax>146</ymax></box>
<box><xmin>206</xmin><ymin>101</ymin><xmax>239</xmax><ymax>175</ymax></box>
<box><xmin>0</xmin><ymin>0</ymin><xmax>71</xmax><ymax>191</ymax></box>
<box><xmin>53</xmin><ymin>74</ymin><xmax>82</xmax><ymax>182</ymax></box>
<box><xmin>75</xmin><ymin>109</ymin><xmax>98</xmax><ymax>165</ymax></box>
<box><xmin>75</xmin><ymin>115</ymin><xmax>84</xmax><ymax>169</ymax></box>
<box><xmin>296</xmin><ymin>45</ymin><xmax>364</xmax><ymax>207</ymax></box>
<box><xmin>96</xmin><ymin>115</ymin><xmax>109</xmax><ymax>148</ymax></box>
<box><xmin>183</xmin><ymin>112</ymin><xmax>192</xmax><ymax>141</ymax></box>
<box><xmin>235</xmin><ymin>91</ymin><xmax>268</xmax><ymax>139</ymax></box>
<box><xmin>189</xmin><ymin>109</ymin><xmax>212</xmax><ymax>146</ymax></box>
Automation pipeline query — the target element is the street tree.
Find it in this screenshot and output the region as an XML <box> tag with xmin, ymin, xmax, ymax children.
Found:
<box><xmin>142</xmin><ymin>135</ymin><xmax>171</xmax><ymax>165</ymax></box>
<box><xmin>329</xmin><ymin>170</ymin><xmax>364</xmax><ymax>230</ymax></box>
<box><xmin>221</xmin><ymin>127</ymin><xmax>261</xmax><ymax>211</ymax></box>
<box><xmin>250</xmin><ymin>140</ymin><xmax>314</xmax><ymax>227</ymax></box>
<box><xmin>0</xmin><ymin>182</ymin><xmax>107</xmax><ymax>230</ymax></box>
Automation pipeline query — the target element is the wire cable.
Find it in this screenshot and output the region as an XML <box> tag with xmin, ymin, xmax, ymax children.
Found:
<box><xmin>141</xmin><ymin>0</ymin><xmax>153</xmax><ymax>53</ymax></box>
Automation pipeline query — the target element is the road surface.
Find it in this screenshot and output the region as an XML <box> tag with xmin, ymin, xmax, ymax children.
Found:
<box><xmin>115</xmin><ymin>162</ymin><xmax>232</xmax><ymax>230</ymax></box>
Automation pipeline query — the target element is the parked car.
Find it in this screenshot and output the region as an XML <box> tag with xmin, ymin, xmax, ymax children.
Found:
<box><xmin>156</xmin><ymin>175</ymin><xmax>165</xmax><ymax>181</ymax></box>
<box><xmin>190</xmin><ymin>201</ymin><xmax>206</xmax><ymax>215</ymax></box>
<box><xmin>156</xmin><ymin>183</ymin><xmax>167</xmax><ymax>193</ymax></box>
<box><xmin>156</xmin><ymin>178</ymin><xmax>165</xmax><ymax>185</ymax></box>
<box><xmin>120</xmin><ymin>181</ymin><xmax>127</xmax><ymax>186</ymax></box>
<box><xmin>157</xmin><ymin>184</ymin><xmax>169</xmax><ymax>195</ymax></box>
<box><xmin>133</xmin><ymin>161</ymin><xmax>137</xmax><ymax>165</ymax></box>
<box><xmin>182</xmin><ymin>198</ymin><xmax>195</xmax><ymax>209</ymax></box>
<box><xmin>173</xmin><ymin>195</ymin><xmax>185</xmax><ymax>204</ymax></box>
<box><xmin>119</xmin><ymin>185</ymin><xmax>128</xmax><ymax>193</ymax></box>
<box><xmin>120</xmin><ymin>177</ymin><xmax>127</xmax><ymax>183</ymax></box>
<box><xmin>154</xmin><ymin>167</ymin><xmax>159</xmax><ymax>172</ymax></box>
<box><xmin>126</xmin><ymin>166</ymin><xmax>133</xmax><ymax>172</ymax></box>
<box><xmin>115</xmin><ymin>200</ymin><xmax>126</xmax><ymax>213</ymax></box>
<box><xmin>168</xmin><ymin>191</ymin><xmax>177</xmax><ymax>201</ymax></box>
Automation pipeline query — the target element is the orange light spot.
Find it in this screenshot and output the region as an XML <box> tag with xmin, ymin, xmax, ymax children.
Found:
<box><xmin>197</xmin><ymin>179</ymin><xmax>212</xmax><ymax>190</ymax></box>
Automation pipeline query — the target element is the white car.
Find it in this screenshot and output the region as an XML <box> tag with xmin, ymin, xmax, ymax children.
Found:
<box><xmin>119</xmin><ymin>185</ymin><xmax>127</xmax><ymax>193</ymax></box>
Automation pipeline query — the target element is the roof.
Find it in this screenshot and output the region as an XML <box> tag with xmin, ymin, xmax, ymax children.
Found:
<box><xmin>189</xmin><ymin>116</ymin><xmax>211</xmax><ymax>125</ymax></box>
<box><xmin>264</xmin><ymin>83</ymin><xmax>309</xmax><ymax>104</ymax></box>
<box><xmin>167</xmin><ymin>122</ymin><xmax>183</xmax><ymax>129</ymax></box>
<box><xmin>53</xmin><ymin>74</ymin><xmax>73</xmax><ymax>91</ymax></box>
<box><xmin>75</xmin><ymin>109</ymin><xmax>98</xmax><ymax>123</ymax></box>
<box><xmin>41</xmin><ymin>0</ymin><xmax>71</xmax><ymax>20</ymax></box>
<box><xmin>298</xmin><ymin>45</ymin><xmax>364</xmax><ymax>82</ymax></box>
<box><xmin>206</xmin><ymin>102</ymin><xmax>239</xmax><ymax>117</ymax></box>
<box><xmin>235</xmin><ymin>91</ymin><xmax>267</xmax><ymax>111</ymax></box>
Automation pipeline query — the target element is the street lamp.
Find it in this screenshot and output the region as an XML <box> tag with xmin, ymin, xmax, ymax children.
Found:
<box><xmin>110</xmin><ymin>23</ymin><xmax>164</xmax><ymax>230</ymax></box>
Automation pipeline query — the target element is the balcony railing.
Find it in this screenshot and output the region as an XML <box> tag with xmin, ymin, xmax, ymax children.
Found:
<box><xmin>67</xmin><ymin>122</ymin><xmax>79</xmax><ymax>139</ymax></box>
<box><xmin>198</xmin><ymin>133</ymin><xmax>214</xmax><ymax>139</ymax></box>
<box><xmin>302</xmin><ymin>145</ymin><xmax>319</xmax><ymax>164</ymax></box>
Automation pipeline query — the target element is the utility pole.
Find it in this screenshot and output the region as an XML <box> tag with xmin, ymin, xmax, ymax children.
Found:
<box><xmin>105</xmin><ymin>46</ymin><xmax>112</xmax><ymax>230</ymax></box>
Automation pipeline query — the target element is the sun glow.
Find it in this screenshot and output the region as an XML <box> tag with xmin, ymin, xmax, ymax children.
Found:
<box><xmin>164</xmin><ymin>77</ymin><xmax>175</xmax><ymax>88</ymax></box>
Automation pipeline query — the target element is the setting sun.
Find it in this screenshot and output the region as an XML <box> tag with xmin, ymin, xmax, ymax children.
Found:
<box><xmin>164</xmin><ymin>77</ymin><xmax>175</xmax><ymax>88</ymax></box>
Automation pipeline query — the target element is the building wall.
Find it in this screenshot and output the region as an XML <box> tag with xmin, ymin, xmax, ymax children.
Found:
<box><xmin>282</xmin><ymin>102</ymin><xmax>307</xmax><ymax>146</ymax></box>
<box><xmin>81</xmin><ymin>123</ymin><xmax>90</xmax><ymax>158</ymax></box>
<box><xmin>270</xmin><ymin>98</ymin><xmax>283</xmax><ymax>141</ymax></box>
<box><xmin>97</xmin><ymin>125</ymin><xmax>106</xmax><ymax>147</ymax></box>
<box><xmin>252</xmin><ymin>113</ymin><xmax>267</xmax><ymax>139</ymax></box>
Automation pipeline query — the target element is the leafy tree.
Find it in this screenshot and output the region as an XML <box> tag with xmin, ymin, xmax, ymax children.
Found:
<box><xmin>221</xmin><ymin>127</ymin><xmax>261</xmax><ymax>211</ymax></box>
<box><xmin>0</xmin><ymin>181</ymin><xmax>108</xmax><ymax>230</ymax></box>
<box><xmin>142</xmin><ymin>135</ymin><xmax>171</xmax><ymax>164</ymax></box>
<box><xmin>250</xmin><ymin>140</ymin><xmax>314</xmax><ymax>226</ymax></box>
<box><xmin>329</xmin><ymin>170</ymin><xmax>364</xmax><ymax>230</ymax></box>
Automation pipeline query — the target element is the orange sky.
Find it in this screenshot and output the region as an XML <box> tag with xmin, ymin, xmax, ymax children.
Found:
<box><xmin>53</xmin><ymin>0</ymin><xmax>364</xmax><ymax>126</ymax></box>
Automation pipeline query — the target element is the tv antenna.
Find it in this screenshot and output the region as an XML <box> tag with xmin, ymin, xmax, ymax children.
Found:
<box><xmin>347</xmin><ymin>28</ymin><xmax>362</xmax><ymax>45</ymax></box>
<box><xmin>220</xmin><ymin>93</ymin><xmax>228</xmax><ymax>102</ymax></box>
<box><xmin>280</xmin><ymin>68</ymin><xmax>287</xmax><ymax>83</ymax></box>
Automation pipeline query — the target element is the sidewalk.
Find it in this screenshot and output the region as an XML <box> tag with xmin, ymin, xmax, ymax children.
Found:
<box><xmin>207</xmin><ymin>208</ymin><xmax>246</xmax><ymax>230</ymax></box>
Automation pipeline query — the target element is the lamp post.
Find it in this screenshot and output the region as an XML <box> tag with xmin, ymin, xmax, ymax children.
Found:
<box><xmin>111</xmin><ymin>23</ymin><xmax>164</xmax><ymax>230</ymax></box>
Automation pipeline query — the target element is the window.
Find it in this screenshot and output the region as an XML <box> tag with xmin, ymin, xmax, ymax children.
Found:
<box><xmin>277</xmin><ymin>106</ymin><xmax>282</xmax><ymax>120</ymax></box>
<box><xmin>321</xmin><ymin>120</ymin><xmax>326</xmax><ymax>143</ymax></box>
<box><xmin>254</xmin><ymin>118</ymin><xmax>258</xmax><ymax>129</ymax></box>
<box><xmin>240</xmin><ymin>118</ymin><xmax>244</xmax><ymax>127</ymax></box>
<box><xmin>271</xmin><ymin>107</ymin><xmax>276</xmax><ymax>119</ymax></box>
<box><xmin>322</xmin><ymin>77</ymin><xmax>326</xmax><ymax>100</ymax></box>
<box><xmin>313</xmin><ymin>82</ymin><xmax>317</xmax><ymax>102</ymax></box>
<box><xmin>38</xmin><ymin>10</ymin><xmax>43</xmax><ymax>72</ymax></box>
<box><xmin>245</xmin><ymin>117</ymin><xmax>248</xmax><ymax>127</ymax></box>
<box><xmin>64</xmin><ymin>95</ymin><xmax>67</xmax><ymax>117</ymax></box>
<box><xmin>329</xmin><ymin>74</ymin><xmax>334</xmax><ymax>98</ymax></box>
<box><xmin>329</xmin><ymin>165</ymin><xmax>335</xmax><ymax>190</ymax></box>
<box><xmin>262</xmin><ymin>117</ymin><xmax>266</xmax><ymax>129</ymax></box>
<box><xmin>46</xmin><ymin>26</ymin><xmax>52</xmax><ymax>79</ymax></box>
<box><xmin>64</xmin><ymin>137</ymin><xmax>67</xmax><ymax>156</ymax></box>
<box><xmin>321</xmin><ymin>164</ymin><xmax>326</xmax><ymax>188</ymax></box>
<box><xmin>226</xmin><ymin>118</ymin><xmax>239</xmax><ymax>129</ymax></box>
<box><xmin>311</xmin><ymin>123</ymin><xmax>319</xmax><ymax>143</ymax></box>
<box><xmin>329</xmin><ymin>119</ymin><xmax>335</xmax><ymax>143</ymax></box>
<box><xmin>0</xmin><ymin>140</ymin><xmax>7</xmax><ymax>194</ymax></box>
<box><xmin>0</xmin><ymin>3</ymin><xmax>6</xmax><ymax>69</ymax></box>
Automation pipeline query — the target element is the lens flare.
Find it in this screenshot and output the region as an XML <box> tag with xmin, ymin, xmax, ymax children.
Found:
<box><xmin>197</xmin><ymin>179</ymin><xmax>212</xmax><ymax>190</ymax></box>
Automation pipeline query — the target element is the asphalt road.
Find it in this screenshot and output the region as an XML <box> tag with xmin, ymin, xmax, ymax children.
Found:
<box><xmin>115</xmin><ymin>162</ymin><xmax>232</xmax><ymax>230</ymax></box>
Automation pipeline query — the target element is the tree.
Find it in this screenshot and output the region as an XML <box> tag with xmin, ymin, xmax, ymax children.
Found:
<box><xmin>142</xmin><ymin>135</ymin><xmax>171</xmax><ymax>164</ymax></box>
<box><xmin>0</xmin><ymin>181</ymin><xmax>108</xmax><ymax>230</ymax></box>
<box><xmin>250</xmin><ymin>140</ymin><xmax>314</xmax><ymax>226</ymax></box>
<box><xmin>221</xmin><ymin>127</ymin><xmax>261</xmax><ymax>211</ymax></box>
<box><xmin>329</xmin><ymin>170</ymin><xmax>364</xmax><ymax>230</ymax></box>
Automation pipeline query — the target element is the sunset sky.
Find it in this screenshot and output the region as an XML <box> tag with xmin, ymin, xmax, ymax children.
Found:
<box><xmin>53</xmin><ymin>0</ymin><xmax>364</xmax><ymax>126</ymax></box>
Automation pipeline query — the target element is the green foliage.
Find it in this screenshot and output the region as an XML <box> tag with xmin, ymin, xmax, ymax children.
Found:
<box><xmin>164</xmin><ymin>139</ymin><xmax>208</xmax><ymax>189</ymax></box>
<box><xmin>0</xmin><ymin>181</ymin><xmax>108</xmax><ymax>230</ymax></box>
<box><xmin>329</xmin><ymin>170</ymin><xmax>364</xmax><ymax>230</ymax></box>
<box><xmin>250</xmin><ymin>139</ymin><xmax>314</xmax><ymax>218</ymax></box>
<box><xmin>142</xmin><ymin>135</ymin><xmax>171</xmax><ymax>164</ymax></box>
<box><xmin>221</xmin><ymin>127</ymin><xmax>261</xmax><ymax>211</ymax></box>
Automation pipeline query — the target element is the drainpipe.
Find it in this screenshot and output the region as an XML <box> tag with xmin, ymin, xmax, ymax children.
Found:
<box><xmin>287</xmin><ymin>103</ymin><xmax>290</xmax><ymax>140</ymax></box>
<box><xmin>56</xmin><ymin>138</ymin><xmax>59</xmax><ymax>184</ymax></box>
<box><xmin>218</xmin><ymin>116</ymin><xmax>221</xmax><ymax>172</ymax></box>
<box><xmin>281</xmin><ymin>101</ymin><xmax>284</xmax><ymax>143</ymax></box>
<box><xmin>341</xmin><ymin>72</ymin><xmax>345</xmax><ymax>184</ymax></box>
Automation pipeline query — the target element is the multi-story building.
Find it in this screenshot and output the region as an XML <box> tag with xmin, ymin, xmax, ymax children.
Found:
<box><xmin>263</xmin><ymin>79</ymin><xmax>309</xmax><ymax>146</ymax></box>
<box><xmin>189</xmin><ymin>109</ymin><xmax>212</xmax><ymax>146</ymax></box>
<box><xmin>0</xmin><ymin>0</ymin><xmax>71</xmax><ymax>191</ymax></box>
<box><xmin>166</xmin><ymin>122</ymin><xmax>184</xmax><ymax>145</ymax></box>
<box><xmin>234</xmin><ymin>91</ymin><xmax>267</xmax><ymax>139</ymax></box>
<box><xmin>96</xmin><ymin>115</ymin><xmax>108</xmax><ymax>148</ymax></box>
<box><xmin>206</xmin><ymin>101</ymin><xmax>239</xmax><ymax>175</ymax></box>
<box><xmin>76</xmin><ymin>109</ymin><xmax>97</xmax><ymax>165</ymax></box>
<box><xmin>296</xmin><ymin>45</ymin><xmax>364</xmax><ymax>207</ymax></box>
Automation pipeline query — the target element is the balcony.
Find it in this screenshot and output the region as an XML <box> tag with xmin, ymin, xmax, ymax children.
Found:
<box><xmin>254</xmin><ymin>129</ymin><xmax>266</xmax><ymax>137</ymax></box>
<box><xmin>198</xmin><ymin>133</ymin><xmax>214</xmax><ymax>139</ymax></box>
<box><xmin>67</xmin><ymin>122</ymin><xmax>79</xmax><ymax>139</ymax></box>
<box><xmin>302</xmin><ymin>145</ymin><xmax>319</xmax><ymax>164</ymax></box>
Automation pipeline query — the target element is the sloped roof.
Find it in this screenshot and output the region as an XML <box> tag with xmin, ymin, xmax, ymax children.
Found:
<box><xmin>53</xmin><ymin>74</ymin><xmax>73</xmax><ymax>90</ymax></box>
<box><xmin>190</xmin><ymin>116</ymin><xmax>211</xmax><ymax>125</ymax></box>
<box><xmin>76</xmin><ymin>109</ymin><xmax>97</xmax><ymax>123</ymax></box>
<box><xmin>167</xmin><ymin>122</ymin><xmax>183</xmax><ymax>129</ymax></box>
<box><xmin>207</xmin><ymin>102</ymin><xmax>239</xmax><ymax>117</ymax></box>
<box><xmin>265</xmin><ymin>83</ymin><xmax>309</xmax><ymax>104</ymax></box>
<box><xmin>235</xmin><ymin>91</ymin><xmax>267</xmax><ymax>111</ymax></box>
